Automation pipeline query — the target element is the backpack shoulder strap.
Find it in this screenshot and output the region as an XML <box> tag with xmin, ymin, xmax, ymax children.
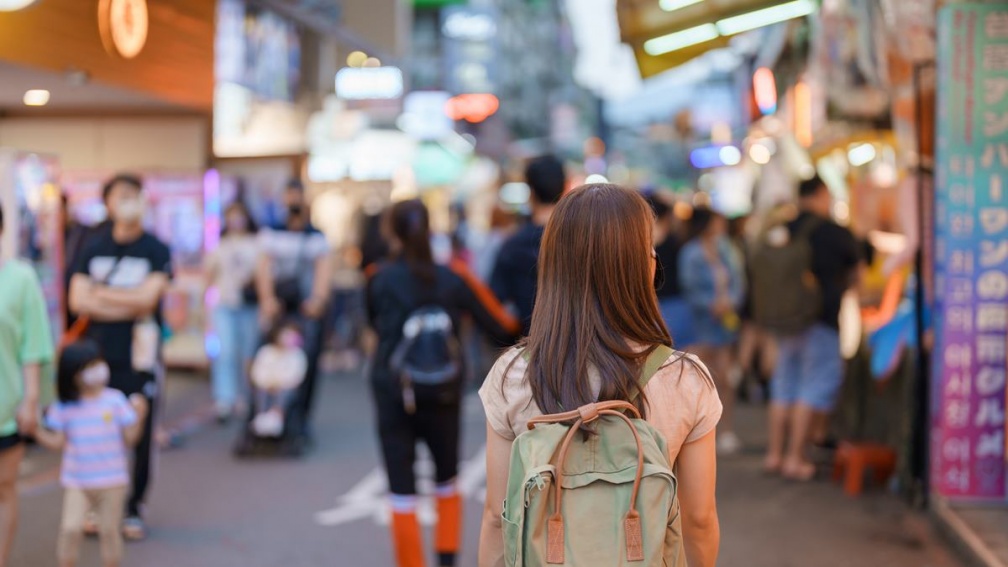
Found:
<box><xmin>639</xmin><ymin>345</ymin><xmax>673</xmax><ymax>390</ymax></box>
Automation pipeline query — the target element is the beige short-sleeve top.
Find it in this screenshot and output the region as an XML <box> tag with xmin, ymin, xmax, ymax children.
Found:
<box><xmin>478</xmin><ymin>348</ymin><xmax>722</xmax><ymax>465</ymax></box>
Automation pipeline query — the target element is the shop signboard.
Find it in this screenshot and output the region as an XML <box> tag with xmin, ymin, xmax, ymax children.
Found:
<box><xmin>932</xmin><ymin>3</ymin><xmax>1008</xmax><ymax>501</ymax></box>
<box><xmin>441</xmin><ymin>5</ymin><xmax>498</xmax><ymax>95</ymax></box>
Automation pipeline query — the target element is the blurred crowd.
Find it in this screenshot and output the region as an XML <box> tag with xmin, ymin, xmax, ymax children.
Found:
<box><xmin>0</xmin><ymin>156</ymin><xmax>866</xmax><ymax>567</ymax></box>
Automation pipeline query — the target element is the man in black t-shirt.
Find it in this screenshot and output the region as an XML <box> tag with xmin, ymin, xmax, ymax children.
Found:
<box><xmin>69</xmin><ymin>174</ymin><xmax>171</xmax><ymax>540</ymax></box>
<box><xmin>765</xmin><ymin>176</ymin><xmax>862</xmax><ymax>481</ymax></box>
<box><xmin>490</xmin><ymin>155</ymin><xmax>566</xmax><ymax>337</ymax></box>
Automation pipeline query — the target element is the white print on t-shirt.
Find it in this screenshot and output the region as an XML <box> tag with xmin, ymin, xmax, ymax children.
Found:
<box><xmin>89</xmin><ymin>256</ymin><xmax>152</xmax><ymax>288</ymax></box>
<box><xmin>258</xmin><ymin>229</ymin><xmax>329</xmax><ymax>279</ymax></box>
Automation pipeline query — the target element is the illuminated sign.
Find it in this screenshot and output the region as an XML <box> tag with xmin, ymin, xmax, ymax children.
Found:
<box><xmin>444</xmin><ymin>94</ymin><xmax>499</xmax><ymax>123</ymax></box>
<box><xmin>753</xmin><ymin>67</ymin><xmax>777</xmax><ymax>115</ymax></box>
<box><xmin>98</xmin><ymin>0</ymin><xmax>149</xmax><ymax>59</ymax></box>
<box><xmin>442</xmin><ymin>11</ymin><xmax>496</xmax><ymax>41</ymax></box>
<box><xmin>335</xmin><ymin>67</ymin><xmax>404</xmax><ymax>100</ymax></box>
<box><xmin>689</xmin><ymin>145</ymin><xmax>740</xmax><ymax>169</ymax></box>
<box><xmin>399</xmin><ymin>91</ymin><xmax>453</xmax><ymax>140</ymax></box>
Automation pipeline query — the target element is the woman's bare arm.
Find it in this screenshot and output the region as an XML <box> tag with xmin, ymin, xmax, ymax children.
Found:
<box><xmin>676</xmin><ymin>430</ymin><xmax>720</xmax><ymax>567</ymax></box>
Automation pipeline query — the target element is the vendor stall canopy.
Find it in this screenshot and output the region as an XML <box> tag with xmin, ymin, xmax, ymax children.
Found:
<box><xmin>617</xmin><ymin>0</ymin><xmax>817</xmax><ymax>77</ymax></box>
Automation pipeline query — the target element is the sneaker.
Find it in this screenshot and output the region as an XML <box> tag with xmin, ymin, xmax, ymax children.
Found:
<box><xmin>215</xmin><ymin>403</ymin><xmax>233</xmax><ymax>425</ymax></box>
<box><xmin>716</xmin><ymin>431</ymin><xmax>742</xmax><ymax>456</ymax></box>
<box><xmin>122</xmin><ymin>516</ymin><xmax>147</xmax><ymax>541</ymax></box>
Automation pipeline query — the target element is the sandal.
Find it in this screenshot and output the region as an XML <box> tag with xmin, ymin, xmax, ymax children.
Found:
<box><xmin>781</xmin><ymin>461</ymin><xmax>817</xmax><ymax>482</ymax></box>
<box><xmin>762</xmin><ymin>456</ymin><xmax>782</xmax><ymax>475</ymax></box>
<box><xmin>122</xmin><ymin>516</ymin><xmax>147</xmax><ymax>541</ymax></box>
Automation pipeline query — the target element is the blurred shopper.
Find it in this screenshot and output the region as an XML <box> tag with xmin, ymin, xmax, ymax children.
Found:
<box><xmin>753</xmin><ymin>176</ymin><xmax>862</xmax><ymax>480</ymax></box>
<box><xmin>367</xmin><ymin>200</ymin><xmax>518</xmax><ymax>567</ymax></box>
<box><xmin>205</xmin><ymin>202</ymin><xmax>260</xmax><ymax>422</ymax></box>
<box><xmin>248</xmin><ymin>320</ymin><xmax>307</xmax><ymax>437</ymax></box>
<box><xmin>0</xmin><ymin>203</ymin><xmax>54</xmax><ymax>567</ymax></box>
<box><xmin>738</xmin><ymin>206</ymin><xmax>796</xmax><ymax>404</ymax></box>
<box><xmin>255</xmin><ymin>180</ymin><xmax>331</xmax><ymax>442</ymax></box>
<box><xmin>679</xmin><ymin>207</ymin><xmax>744</xmax><ymax>456</ymax></box>
<box><xmin>69</xmin><ymin>174</ymin><xmax>172</xmax><ymax>540</ymax></box>
<box><xmin>646</xmin><ymin>193</ymin><xmax>695</xmax><ymax>346</ymax></box>
<box><xmin>490</xmin><ymin>155</ymin><xmax>566</xmax><ymax>336</ymax></box>
<box><xmin>471</xmin><ymin>205</ymin><xmax>517</xmax><ymax>283</ymax></box>
<box><xmin>480</xmin><ymin>185</ymin><xmax>721</xmax><ymax>567</ymax></box>
<box><xmin>359</xmin><ymin>211</ymin><xmax>391</xmax><ymax>272</ymax></box>
<box><xmin>62</xmin><ymin>195</ymin><xmax>90</xmax><ymax>329</ymax></box>
<box><xmin>34</xmin><ymin>340</ymin><xmax>147</xmax><ymax>567</ymax></box>
<box><xmin>729</xmin><ymin>214</ymin><xmax>774</xmax><ymax>402</ymax></box>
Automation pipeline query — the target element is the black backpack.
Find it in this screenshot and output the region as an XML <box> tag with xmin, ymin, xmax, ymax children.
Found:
<box><xmin>389</xmin><ymin>305</ymin><xmax>463</xmax><ymax>413</ymax></box>
<box><xmin>750</xmin><ymin>216</ymin><xmax>823</xmax><ymax>335</ymax></box>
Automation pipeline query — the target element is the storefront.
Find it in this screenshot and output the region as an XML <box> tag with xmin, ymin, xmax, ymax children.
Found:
<box><xmin>0</xmin><ymin>0</ymin><xmax>215</xmax><ymax>367</ymax></box>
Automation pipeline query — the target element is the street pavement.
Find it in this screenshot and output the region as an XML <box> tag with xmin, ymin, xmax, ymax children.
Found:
<box><xmin>12</xmin><ymin>363</ymin><xmax>963</xmax><ymax>567</ymax></box>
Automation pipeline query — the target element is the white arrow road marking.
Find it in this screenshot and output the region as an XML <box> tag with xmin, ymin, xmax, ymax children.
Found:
<box><xmin>314</xmin><ymin>444</ymin><xmax>487</xmax><ymax>528</ymax></box>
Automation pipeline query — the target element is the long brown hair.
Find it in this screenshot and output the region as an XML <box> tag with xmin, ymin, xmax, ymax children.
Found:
<box><xmin>521</xmin><ymin>184</ymin><xmax>673</xmax><ymax>417</ymax></box>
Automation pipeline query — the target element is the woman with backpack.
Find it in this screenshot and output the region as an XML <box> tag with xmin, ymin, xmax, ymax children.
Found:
<box><xmin>479</xmin><ymin>184</ymin><xmax>721</xmax><ymax>567</ymax></box>
<box><xmin>367</xmin><ymin>199</ymin><xmax>519</xmax><ymax>567</ymax></box>
<box><xmin>679</xmin><ymin>207</ymin><xmax>745</xmax><ymax>456</ymax></box>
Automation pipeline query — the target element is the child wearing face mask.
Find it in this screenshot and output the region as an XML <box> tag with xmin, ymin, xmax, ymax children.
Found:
<box><xmin>35</xmin><ymin>339</ymin><xmax>148</xmax><ymax>567</ymax></box>
<box><xmin>249</xmin><ymin>320</ymin><xmax>307</xmax><ymax>437</ymax></box>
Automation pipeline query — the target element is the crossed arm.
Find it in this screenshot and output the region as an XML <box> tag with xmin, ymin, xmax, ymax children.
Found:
<box><xmin>69</xmin><ymin>273</ymin><xmax>170</xmax><ymax>321</ymax></box>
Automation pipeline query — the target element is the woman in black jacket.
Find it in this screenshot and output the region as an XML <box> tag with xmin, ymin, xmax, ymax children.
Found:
<box><xmin>367</xmin><ymin>199</ymin><xmax>518</xmax><ymax>567</ymax></box>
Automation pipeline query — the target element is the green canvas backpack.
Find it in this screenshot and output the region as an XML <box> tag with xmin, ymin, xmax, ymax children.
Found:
<box><xmin>502</xmin><ymin>345</ymin><xmax>685</xmax><ymax>566</ymax></box>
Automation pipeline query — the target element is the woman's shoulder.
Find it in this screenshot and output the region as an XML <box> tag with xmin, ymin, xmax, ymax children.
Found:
<box><xmin>479</xmin><ymin>348</ymin><xmax>530</xmax><ymax>403</ymax></box>
<box><xmin>651</xmin><ymin>349</ymin><xmax>717</xmax><ymax>395</ymax></box>
<box><xmin>479</xmin><ymin>347</ymin><xmax>534</xmax><ymax>439</ymax></box>
<box><xmin>498</xmin><ymin>346</ymin><xmax>529</xmax><ymax>371</ymax></box>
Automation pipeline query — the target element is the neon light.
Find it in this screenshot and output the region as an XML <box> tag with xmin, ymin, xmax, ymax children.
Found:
<box><xmin>444</xmin><ymin>94</ymin><xmax>500</xmax><ymax>123</ymax></box>
<box><xmin>202</xmin><ymin>168</ymin><xmax>221</xmax><ymax>253</ymax></box>
<box><xmin>690</xmin><ymin>145</ymin><xmax>738</xmax><ymax>169</ymax></box>
<box><xmin>716</xmin><ymin>0</ymin><xmax>817</xmax><ymax>36</ymax></box>
<box><xmin>643</xmin><ymin>23</ymin><xmax>719</xmax><ymax>56</ymax></box>
<box><xmin>795</xmin><ymin>80</ymin><xmax>812</xmax><ymax>147</ymax></box>
<box><xmin>659</xmin><ymin>0</ymin><xmax>703</xmax><ymax>12</ymax></box>
<box><xmin>719</xmin><ymin>146</ymin><xmax>742</xmax><ymax>166</ymax></box>
<box><xmin>753</xmin><ymin>68</ymin><xmax>777</xmax><ymax>115</ymax></box>
<box><xmin>335</xmin><ymin>67</ymin><xmax>404</xmax><ymax>100</ymax></box>
<box><xmin>848</xmin><ymin>143</ymin><xmax>877</xmax><ymax>167</ymax></box>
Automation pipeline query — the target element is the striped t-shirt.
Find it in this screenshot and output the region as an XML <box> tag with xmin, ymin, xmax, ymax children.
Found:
<box><xmin>45</xmin><ymin>389</ymin><xmax>137</xmax><ymax>489</ymax></box>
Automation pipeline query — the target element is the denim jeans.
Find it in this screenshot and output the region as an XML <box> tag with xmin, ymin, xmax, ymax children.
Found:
<box><xmin>211</xmin><ymin>305</ymin><xmax>259</xmax><ymax>408</ymax></box>
<box><xmin>770</xmin><ymin>324</ymin><xmax>843</xmax><ymax>411</ymax></box>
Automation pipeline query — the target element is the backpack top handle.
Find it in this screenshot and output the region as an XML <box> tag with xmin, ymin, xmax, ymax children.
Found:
<box><xmin>525</xmin><ymin>399</ymin><xmax>642</xmax><ymax>430</ymax></box>
<box><xmin>535</xmin><ymin>401</ymin><xmax>647</xmax><ymax>564</ymax></box>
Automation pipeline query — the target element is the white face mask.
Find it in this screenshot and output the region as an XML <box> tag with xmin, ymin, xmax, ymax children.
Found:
<box><xmin>115</xmin><ymin>198</ymin><xmax>145</xmax><ymax>223</ymax></box>
<box><xmin>80</xmin><ymin>362</ymin><xmax>111</xmax><ymax>387</ymax></box>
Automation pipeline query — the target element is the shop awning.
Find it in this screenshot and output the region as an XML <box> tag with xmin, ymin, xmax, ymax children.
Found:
<box><xmin>616</xmin><ymin>0</ymin><xmax>815</xmax><ymax>77</ymax></box>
